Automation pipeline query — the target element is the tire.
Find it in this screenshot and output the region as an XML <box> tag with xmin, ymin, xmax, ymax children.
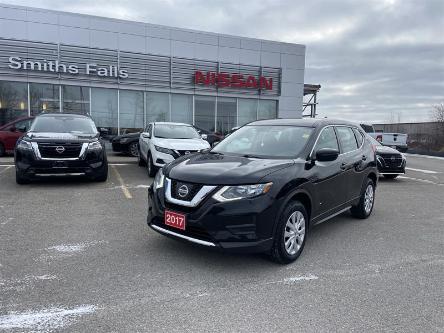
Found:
<box><xmin>147</xmin><ymin>152</ymin><xmax>157</xmax><ymax>177</ymax></box>
<box><xmin>128</xmin><ymin>142</ymin><xmax>139</xmax><ymax>157</ymax></box>
<box><xmin>350</xmin><ymin>178</ymin><xmax>375</xmax><ymax>219</ymax></box>
<box><xmin>0</xmin><ymin>143</ymin><xmax>5</xmax><ymax>157</ymax></box>
<box><xmin>384</xmin><ymin>174</ymin><xmax>398</xmax><ymax>179</ymax></box>
<box><xmin>95</xmin><ymin>163</ymin><xmax>108</xmax><ymax>182</ymax></box>
<box><xmin>138</xmin><ymin>148</ymin><xmax>145</xmax><ymax>167</ymax></box>
<box><xmin>15</xmin><ymin>168</ymin><xmax>30</xmax><ymax>185</ymax></box>
<box><xmin>270</xmin><ymin>201</ymin><xmax>308</xmax><ymax>264</ymax></box>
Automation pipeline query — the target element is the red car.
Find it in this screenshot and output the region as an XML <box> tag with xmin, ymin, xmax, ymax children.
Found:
<box><xmin>0</xmin><ymin>117</ymin><xmax>34</xmax><ymax>156</ymax></box>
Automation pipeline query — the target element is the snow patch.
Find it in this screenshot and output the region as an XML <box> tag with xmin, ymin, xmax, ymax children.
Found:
<box><xmin>0</xmin><ymin>305</ymin><xmax>97</xmax><ymax>331</ymax></box>
<box><xmin>48</xmin><ymin>244</ymin><xmax>87</xmax><ymax>253</ymax></box>
<box><xmin>0</xmin><ymin>275</ymin><xmax>58</xmax><ymax>292</ymax></box>
<box><xmin>284</xmin><ymin>274</ymin><xmax>319</xmax><ymax>283</ymax></box>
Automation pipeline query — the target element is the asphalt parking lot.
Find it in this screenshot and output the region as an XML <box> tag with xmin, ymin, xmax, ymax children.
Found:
<box><xmin>0</xmin><ymin>153</ymin><xmax>443</xmax><ymax>332</ymax></box>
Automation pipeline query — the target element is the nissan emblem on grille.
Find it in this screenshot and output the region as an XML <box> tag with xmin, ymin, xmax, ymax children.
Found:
<box><xmin>178</xmin><ymin>185</ymin><xmax>189</xmax><ymax>198</ymax></box>
<box><xmin>55</xmin><ymin>146</ymin><xmax>65</xmax><ymax>154</ymax></box>
<box><xmin>391</xmin><ymin>156</ymin><xmax>395</xmax><ymax>162</ymax></box>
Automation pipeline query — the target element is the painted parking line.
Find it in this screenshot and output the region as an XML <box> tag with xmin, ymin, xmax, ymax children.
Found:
<box><xmin>398</xmin><ymin>176</ymin><xmax>443</xmax><ymax>186</ymax></box>
<box><xmin>111</xmin><ymin>165</ymin><xmax>133</xmax><ymax>199</ymax></box>
<box><xmin>0</xmin><ymin>166</ymin><xmax>12</xmax><ymax>175</ymax></box>
<box><xmin>406</xmin><ymin>167</ymin><xmax>439</xmax><ymax>174</ymax></box>
<box><xmin>404</xmin><ymin>153</ymin><xmax>444</xmax><ymax>161</ymax></box>
<box><xmin>109</xmin><ymin>163</ymin><xmax>131</xmax><ymax>166</ymax></box>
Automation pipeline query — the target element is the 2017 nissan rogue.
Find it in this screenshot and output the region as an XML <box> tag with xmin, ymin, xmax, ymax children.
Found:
<box><xmin>14</xmin><ymin>113</ymin><xmax>108</xmax><ymax>184</ymax></box>
<box><xmin>147</xmin><ymin>119</ymin><xmax>378</xmax><ymax>264</ymax></box>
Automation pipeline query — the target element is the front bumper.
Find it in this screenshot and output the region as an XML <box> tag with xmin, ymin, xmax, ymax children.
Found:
<box><xmin>15</xmin><ymin>147</ymin><xmax>106</xmax><ymax>178</ymax></box>
<box><xmin>147</xmin><ymin>184</ymin><xmax>276</xmax><ymax>253</ymax></box>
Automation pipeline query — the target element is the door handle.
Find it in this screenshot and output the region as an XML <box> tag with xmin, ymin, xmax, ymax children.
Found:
<box><xmin>340</xmin><ymin>162</ymin><xmax>347</xmax><ymax>170</ymax></box>
<box><xmin>362</xmin><ymin>155</ymin><xmax>367</xmax><ymax>161</ymax></box>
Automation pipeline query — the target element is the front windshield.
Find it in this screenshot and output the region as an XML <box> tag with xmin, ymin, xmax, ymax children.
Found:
<box><xmin>212</xmin><ymin>125</ymin><xmax>314</xmax><ymax>158</ymax></box>
<box><xmin>154</xmin><ymin>124</ymin><xmax>200</xmax><ymax>139</ymax></box>
<box><xmin>30</xmin><ymin>116</ymin><xmax>98</xmax><ymax>135</ymax></box>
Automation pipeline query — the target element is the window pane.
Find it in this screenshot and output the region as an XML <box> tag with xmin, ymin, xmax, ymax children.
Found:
<box><xmin>146</xmin><ymin>92</ymin><xmax>169</xmax><ymax>122</ymax></box>
<box><xmin>353</xmin><ymin>128</ymin><xmax>364</xmax><ymax>147</ymax></box>
<box><xmin>91</xmin><ymin>88</ymin><xmax>118</xmax><ymax>135</ymax></box>
<box><xmin>62</xmin><ymin>85</ymin><xmax>89</xmax><ymax>115</ymax></box>
<box><xmin>336</xmin><ymin>127</ymin><xmax>358</xmax><ymax>153</ymax></box>
<box><xmin>314</xmin><ymin>127</ymin><xmax>339</xmax><ymax>151</ymax></box>
<box><xmin>194</xmin><ymin>96</ymin><xmax>215</xmax><ymax>132</ymax></box>
<box><xmin>238</xmin><ymin>99</ymin><xmax>257</xmax><ymax>126</ymax></box>
<box><xmin>171</xmin><ymin>94</ymin><xmax>192</xmax><ymax>124</ymax></box>
<box><xmin>0</xmin><ymin>81</ymin><xmax>28</xmax><ymax>126</ymax></box>
<box><xmin>30</xmin><ymin>83</ymin><xmax>59</xmax><ymax>116</ymax></box>
<box><xmin>258</xmin><ymin>100</ymin><xmax>277</xmax><ymax>120</ymax></box>
<box><xmin>216</xmin><ymin>97</ymin><xmax>236</xmax><ymax>135</ymax></box>
<box><xmin>119</xmin><ymin>90</ymin><xmax>144</xmax><ymax>133</ymax></box>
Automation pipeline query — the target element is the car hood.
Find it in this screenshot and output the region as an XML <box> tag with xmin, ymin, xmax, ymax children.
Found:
<box><xmin>375</xmin><ymin>145</ymin><xmax>400</xmax><ymax>155</ymax></box>
<box><xmin>164</xmin><ymin>153</ymin><xmax>294</xmax><ymax>185</ymax></box>
<box><xmin>113</xmin><ymin>132</ymin><xmax>140</xmax><ymax>140</ymax></box>
<box><xmin>26</xmin><ymin>132</ymin><xmax>99</xmax><ymax>142</ymax></box>
<box><xmin>155</xmin><ymin>138</ymin><xmax>210</xmax><ymax>150</ymax></box>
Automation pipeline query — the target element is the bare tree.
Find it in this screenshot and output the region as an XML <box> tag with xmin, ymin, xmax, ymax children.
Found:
<box><xmin>431</xmin><ymin>103</ymin><xmax>444</xmax><ymax>123</ymax></box>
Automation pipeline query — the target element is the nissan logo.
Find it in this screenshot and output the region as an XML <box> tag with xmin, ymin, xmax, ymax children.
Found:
<box><xmin>390</xmin><ymin>156</ymin><xmax>395</xmax><ymax>162</ymax></box>
<box><xmin>178</xmin><ymin>185</ymin><xmax>189</xmax><ymax>198</ymax></box>
<box><xmin>55</xmin><ymin>146</ymin><xmax>65</xmax><ymax>154</ymax></box>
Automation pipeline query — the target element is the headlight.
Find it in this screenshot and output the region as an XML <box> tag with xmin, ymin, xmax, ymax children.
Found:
<box><xmin>88</xmin><ymin>141</ymin><xmax>102</xmax><ymax>151</ymax></box>
<box><xmin>16</xmin><ymin>140</ymin><xmax>33</xmax><ymax>150</ymax></box>
<box><xmin>153</xmin><ymin>169</ymin><xmax>165</xmax><ymax>190</ymax></box>
<box><xmin>154</xmin><ymin>145</ymin><xmax>174</xmax><ymax>155</ymax></box>
<box><xmin>213</xmin><ymin>182</ymin><xmax>273</xmax><ymax>202</ymax></box>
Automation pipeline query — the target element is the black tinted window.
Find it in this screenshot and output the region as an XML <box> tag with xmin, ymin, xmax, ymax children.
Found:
<box><xmin>353</xmin><ymin>128</ymin><xmax>364</xmax><ymax>147</ymax></box>
<box><xmin>336</xmin><ymin>127</ymin><xmax>358</xmax><ymax>153</ymax></box>
<box><xmin>314</xmin><ymin>127</ymin><xmax>339</xmax><ymax>151</ymax></box>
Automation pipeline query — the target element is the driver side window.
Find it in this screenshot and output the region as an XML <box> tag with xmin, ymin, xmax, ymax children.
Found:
<box><xmin>314</xmin><ymin>127</ymin><xmax>339</xmax><ymax>152</ymax></box>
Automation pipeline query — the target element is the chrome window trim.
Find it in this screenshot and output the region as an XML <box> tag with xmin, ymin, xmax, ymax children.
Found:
<box><xmin>31</xmin><ymin>142</ymin><xmax>88</xmax><ymax>161</ymax></box>
<box><xmin>164</xmin><ymin>178</ymin><xmax>217</xmax><ymax>207</ymax></box>
<box><xmin>310</xmin><ymin>124</ymin><xmax>364</xmax><ymax>158</ymax></box>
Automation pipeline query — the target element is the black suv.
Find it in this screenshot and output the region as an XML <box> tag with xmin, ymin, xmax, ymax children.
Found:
<box><xmin>15</xmin><ymin>113</ymin><xmax>108</xmax><ymax>184</ymax></box>
<box><xmin>147</xmin><ymin>119</ymin><xmax>378</xmax><ymax>263</ymax></box>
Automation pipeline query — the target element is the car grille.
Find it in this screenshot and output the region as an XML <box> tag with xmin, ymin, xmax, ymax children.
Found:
<box><xmin>171</xmin><ymin>180</ymin><xmax>203</xmax><ymax>201</ymax></box>
<box><xmin>172</xmin><ymin>150</ymin><xmax>198</xmax><ymax>158</ymax></box>
<box><xmin>379</xmin><ymin>153</ymin><xmax>403</xmax><ymax>168</ymax></box>
<box><xmin>38</xmin><ymin>142</ymin><xmax>82</xmax><ymax>158</ymax></box>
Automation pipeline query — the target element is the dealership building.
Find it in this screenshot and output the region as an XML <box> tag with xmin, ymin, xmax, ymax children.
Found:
<box><xmin>0</xmin><ymin>4</ymin><xmax>305</xmax><ymax>135</ymax></box>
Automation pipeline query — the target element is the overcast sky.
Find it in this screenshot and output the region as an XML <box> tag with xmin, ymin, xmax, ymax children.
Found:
<box><xmin>7</xmin><ymin>0</ymin><xmax>444</xmax><ymax>123</ymax></box>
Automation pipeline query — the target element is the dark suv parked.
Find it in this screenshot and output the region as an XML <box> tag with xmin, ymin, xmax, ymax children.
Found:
<box><xmin>15</xmin><ymin>113</ymin><xmax>108</xmax><ymax>184</ymax></box>
<box><xmin>147</xmin><ymin>119</ymin><xmax>378</xmax><ymax>264</ymax></box>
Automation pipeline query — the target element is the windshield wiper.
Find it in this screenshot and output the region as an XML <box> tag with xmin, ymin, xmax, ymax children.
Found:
<box><xmin>241</xmin><ymin>154</ymin><xmax>260</xmax><ymax>158</ymax></box>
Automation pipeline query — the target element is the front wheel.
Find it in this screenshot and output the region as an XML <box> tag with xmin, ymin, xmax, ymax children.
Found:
<box><xmin>270</xmin><ymin>201</ymin><xmax>308</xmax><ymax>264</ymax></box>
<box><xmin>350</xmin><ymin>178</ymin><xmax>375</xmax><ymax>219</ymax></box>
<box><xmin>95</xmin><ymin>162</ymin><xmax>108</xmax><ymax>182</ymax></box>
<box><xmin>16</xmin><ymin>168</ymin><xmax>30</xmax><ymax>185</ymax></box>
<box><xmin>147</xmin><ymin>152</ymin><xmax>157</xmax><ymax>177</ymax></box>
<box><xmin>384</xmin><ymin>174</ymin><xmax>398</xmax><ymax>179</ymax></box>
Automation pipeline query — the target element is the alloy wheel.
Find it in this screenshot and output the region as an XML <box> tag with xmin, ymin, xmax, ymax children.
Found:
<box><xmin>364</xmin><ymin>184</ymin><xmax>374</xmax><ymax>214</ymax></box>
<box><xmin>129</xmin><ymin>143</ymin><xmax>139</xmax><ymax>157</ymax></box>
<box><xmin>284</xmin><ymin>211</ymin><xmax>306</xmax><ymax>255</ymax></box>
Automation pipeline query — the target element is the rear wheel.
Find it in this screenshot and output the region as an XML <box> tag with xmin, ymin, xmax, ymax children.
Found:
<box><xmin>350</xmin><ymin>178</ymin><xmax>375</xmax><ymax>219</ymax></box>
<box><xmin>147</xmin><ymin>152</ymin><xmax>157</xmax><ymax>177</ymax></box>
<box><xmin>0</xmin><ymin>143</ymin><xmax>5</xmax><ymax>157</ymax></box>
<box><xmin>128</xmin><ymin>142</ymin><xmax>139</xmax><ymax>157</ymax></box>
<box><xmin>270</xmin><ymin>201</ymin><xmax>308</xmax><ymax>264</ymax></box>
<box><xmin>384</xmin><ymin>174</ymin><xmax>398</xmax><ymax>179</ymax></box>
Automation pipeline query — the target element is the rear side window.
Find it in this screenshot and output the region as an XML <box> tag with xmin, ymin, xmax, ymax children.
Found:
<box><xmin>336</xmin><ymin>127</ymin><xmax>358</xmax><ymax>153</ymax></box>
<box><xmin>353</xmin><ymin>128</ymin><xmax>364</xmax><ymax>147</ymax></box>
<box><xmin>313</xmin><ymin>127</ymin><xmax>339</xmax><ymax>151</ymax></box>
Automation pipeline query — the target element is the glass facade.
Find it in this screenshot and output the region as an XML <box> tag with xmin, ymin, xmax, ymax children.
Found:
<box><xmin>30</xmin><ymin>83</ymin><xmax>59</xmax><ymax>116</ymax></box>
<box><xmin>0</xmin><ymin>80</ymin><xmax>279</xmax><ymax>132</ymax></box>
<box><xmin>0</xmin><ymin>81</ymin><xmax>28</xmax><ymax>126</ymax></box>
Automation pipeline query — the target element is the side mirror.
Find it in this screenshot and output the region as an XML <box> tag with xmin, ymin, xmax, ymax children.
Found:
<box><xmin>315</xmin><ymin>148</ymin><xmax>339</xmax><ymax>162</ymax></box>
<box><xmin>212</xmin><ymin>141</ymin><xmax>220</xmax><ymax>147</ymax></box>
<box><xmin>16</xmin><ymin>126</ymin><xmax>26</xmax><ymax>133</ymax></box>
<box><xmin>142</xmin><ymin>133</ymin><xmax>151</xmax><ymax>139</ymax></box>
<box><xmin>201</xmin><ymin>134</ymin><xmax>208</xmax><ymax>140</ymax></box>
